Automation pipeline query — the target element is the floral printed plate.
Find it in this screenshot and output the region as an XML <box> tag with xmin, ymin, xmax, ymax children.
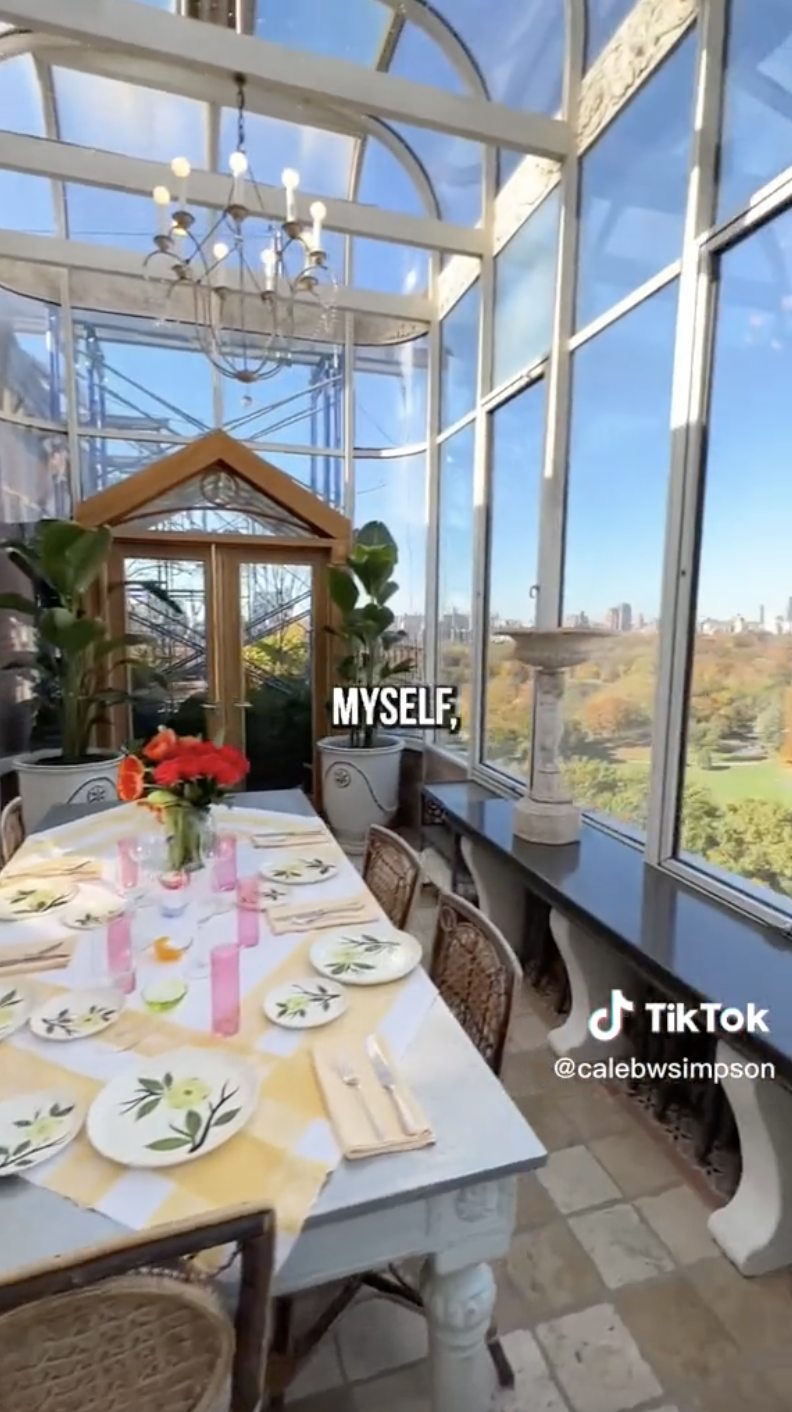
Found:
<box><xmin>0</xmin><ymin>982</ymin><xmax>33</xmax><ymax>1042</ymax></box>
<box><xmin>259</xmin><ymin>855</ymin><xmax>338</xmax><ymax>886</ymax></box>
<box><xmin>310</xmin><ymin>925</ymin><xmax>422</xmax><ymax>985</ymax></box>
<box><xmin>0</xmin><ymin>1089</ymin><xmax>84</xmax><ymax>1176</ymax></box>
<box><xmin>0</xmin><ymin>882</ymin><xmax>76</xmax><ymax>920</ymax></box>
<box><xmin>30</xmin><ymin>987</ymin><xmax>124</xmax><ymax>1041</ymax></box>
<box><xmin>60</xmin><ymin>887</ymin><xmax>127</xmax><ymax>931</ymax></box>
<box><xmin>262</xmin><ymin>977</ymin><xmax>347</xmax><ymax>1029</ymax></box>
<box><xmin>86</xmin><ymin>1048</ymin><xmax>257</xmax><ymax>1169</ymax></box>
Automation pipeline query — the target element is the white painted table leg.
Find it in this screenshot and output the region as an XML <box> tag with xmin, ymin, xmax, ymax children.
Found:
<box><xmin>708</xmin><ymin>1041</ymin><xmax>792</xmax><ymax>1275</ymax></box>
<box><xmin>547</xmin><ymin>908</ymin><xmax>634</xmax><ymax>1062</ymax></box>
<box><xmin>460</xmin><ymin>837</ymin><xmax>525</xmax><ymax>959</ymax></box>
<box><xmin>420</xmin><ymin>1258</ymin><xmax>496</xmax><ymax>1412</ymax></box>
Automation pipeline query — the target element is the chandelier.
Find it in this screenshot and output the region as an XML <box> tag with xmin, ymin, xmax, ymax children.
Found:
<box><xmin>144</xmin><ymin>74</ymin><xmax>340</xmax><ymax>384</ymax></box>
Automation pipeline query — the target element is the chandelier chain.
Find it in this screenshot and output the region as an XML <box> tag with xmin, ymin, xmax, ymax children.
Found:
<box><xmin>235</xmin><ymin>72</ymin><xmax>246</xmax><ymax>154</ymax></box>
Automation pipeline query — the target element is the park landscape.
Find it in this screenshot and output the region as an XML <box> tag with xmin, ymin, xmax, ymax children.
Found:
<box><xmin>441</xmin><ymin>627</ymin><xmax>792</xmax><ymax>902</ymax></box>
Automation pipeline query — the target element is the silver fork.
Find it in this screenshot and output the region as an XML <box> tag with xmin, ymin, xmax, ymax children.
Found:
<box><xmin>335</xmin><ymin>1054</ymin><xmax>385</xmax><ymax>1140</ymax></box>
<box><xmin>287</xmin><ymin>900</ymin><xmax>366</xmax><ymax>928</ymax></box>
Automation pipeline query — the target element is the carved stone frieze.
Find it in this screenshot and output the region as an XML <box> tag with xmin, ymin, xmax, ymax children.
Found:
<box><xmin>437</xmin><ymin>255</ymin><xmax>482</xmax><ymax>321</ymax></box>
<box><xmin>578</xmin><ymin>0</ymin><xmax>698</xmax><ymax>153</ymax></box>
<box><xmin>420</xmin><ymin>1260</ymin><xmax>496</xmax><ymax>1336</ymax></box>
<box><xmin>445</xmin><ymin>0</ymin><xmax>699</xmax><ymax>291</ymax></box>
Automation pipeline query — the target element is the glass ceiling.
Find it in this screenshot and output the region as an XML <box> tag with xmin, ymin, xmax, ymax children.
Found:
<box><xmin>0</xmin><ymin>0</ymin><xmax>577</xmax><ymax>247</ymax></box>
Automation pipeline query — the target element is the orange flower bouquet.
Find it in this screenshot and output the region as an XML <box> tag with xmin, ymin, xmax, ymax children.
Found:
<box><xmin>119</xmin><ymin>727</ymin><xmax>249</xmax><ymax>873</ymax></box>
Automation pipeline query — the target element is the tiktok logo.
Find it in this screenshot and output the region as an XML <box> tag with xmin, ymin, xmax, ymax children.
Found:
<box><xmin>588</xmin><ymin>989</ymin><xmax>635</xmax><ymax>1041</ymax></box>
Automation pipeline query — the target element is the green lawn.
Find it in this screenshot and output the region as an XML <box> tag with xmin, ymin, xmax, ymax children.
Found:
<box><xmin>611</xmin><ymin>750</ymin><xmax>792</xmax><ymax>806</ymax></box>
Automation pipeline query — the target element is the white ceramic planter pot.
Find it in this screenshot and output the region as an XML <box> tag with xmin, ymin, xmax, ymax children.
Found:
<box><xmin>318</xmin><ymin>735</ymin><xmax>404</xmax><ymax>851</ymax></box>
<box><xmin>13</xmin><ymin>751</ymin><xmax>125</xmax><ymax>831</ymax></box>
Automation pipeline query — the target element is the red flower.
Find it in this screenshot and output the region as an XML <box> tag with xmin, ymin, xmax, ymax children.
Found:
<box><xmin>118</xmin><ymin>755</ymin><xmax>145</xmax><ymax>802</ymax></box>
<box><xmin>152</xmin><ymin>758</ymin><xmax>184</xmax><ymax>788</ymax></box>
<box><xmin>142</xmin><ymin>727</ymin><xmax>179</xmax><ymax>762</ymax></box>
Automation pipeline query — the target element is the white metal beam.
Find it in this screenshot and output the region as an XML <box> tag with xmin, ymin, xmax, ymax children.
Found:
<box><xmin>0</xmin><ymin>0</ymin><xmax>571</xmax><ymax>156</ymax></box>
<box><xmin>0</xmin><ymin>133</ymin><xmax>484</xmax><ymax>257</ymax></box>
<box><xmin>0</xmin><ymin>229</ymin><xmax>433</xmax><ymax>323</ymax></box>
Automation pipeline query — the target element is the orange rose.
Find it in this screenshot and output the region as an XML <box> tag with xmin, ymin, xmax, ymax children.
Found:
<box><xmin>142</xmin><ymin>728</ymin><xmax>179</xmax><ymax>762</ymax></box>
<box><xmin>118</xmin><ymin>755</ymin><xmax>145</xmax><ymax>803</ymax></box>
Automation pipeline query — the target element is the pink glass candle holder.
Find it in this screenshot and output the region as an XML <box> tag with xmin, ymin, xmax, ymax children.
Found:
<box><xmin>105</xmin><ymin>913</ymin><xmax>135</xmax><ymax>995</ymax></box>
<box><xmin>116</xmin><ymin>838</ymin><xmax>139</xmax><ymax>892</ymax></box>
<box><xmin>210</xmin><ymin>943</ymin><xmax>240</xmax><ymax>1037</ymax></box>
<box><xmin>213</xmin><ymin>834</ymin><xmax>238</xmax><ymax>892</ymax></box>
<box><xmin>236</xmin><ymin>900</ymin><xmax>259</xmax><ymax>949</ymax></box>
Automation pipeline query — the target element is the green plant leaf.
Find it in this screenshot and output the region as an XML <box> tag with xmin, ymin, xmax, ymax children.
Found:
<box><xmin>327</xmin><ymin>566</ymin><xmax>359</xmax><ymax>614</ymax></box>
<box><xmin>64</xmin><ymin>526</ymin><xmax>112</xmax><ymax>595</ymax></box>
<box><xmin>40</xmin><ymin>609</ymin><xmax>105</xmax><ymax>655</ymax></box>
<box><xmin>38</xmin><ymin>522</ymin><xmax>89</xmax><ymax>592</ymax></box>
<box><xmin>379</xmin><ymin>658</ymin><xmax>415</xmax><ymax>678</ymax></box>
<box><xmin>146</xmin><ymin>1136</ymin><xmax>190</xmax><ymax>1151</ymax></box>
<box><xmin>354</xmin><ymin>520</ymin><xmax>397</xmax><ymax>556</ymax></box>
<box><xmin>0</xmin><ymin>593</ymin><xmax>37</xmax><ymax>615</ymax></box>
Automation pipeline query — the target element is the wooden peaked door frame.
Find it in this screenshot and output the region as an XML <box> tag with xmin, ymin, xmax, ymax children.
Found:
<box><xmin>107</xmin><ymin>537</ymin><xmax>335</xmax><ymax>806</ymax></box>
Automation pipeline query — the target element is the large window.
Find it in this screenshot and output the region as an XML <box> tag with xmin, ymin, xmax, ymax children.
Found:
<box><xmin>72</xmin><ymin>310</ymin><xmax>214</xmax><ymax>439</ymax></box>
<box><xmin>493</xmin><ymin>191</ymin><xmax>560</xmax><ymax>391</ymax></box>
<box><xmin>575</xmin><ymin>35</ymin><xmax>696</xmax><ymax>331</ymax></box>
<box><xmin>483</xmin><ymin>380</ymin><xmax>546</xmax><ymax>775</ymax></box>
<box><xmin>440</xmin><ymin>282</ymin><xmax>481</xmax><ymax>430</ymax></box>
<box><xmin>718</xmin><ymin>0</ymin><xmax>792</xmax><ymax>222</ymax></box>
<box><xmin>437</xmin><ymin>424</ymin><xmax>476</xmax><ymax>748</ymax></box>
<box><xmin>560</xmin><ymin>282</ymin><xmax>679</xmax><ymax>830</ymax></box>
<box><xmin>679</xmin><ymin>208</ymin><xmax>792</xmax><ymax>905</ymax></box>
<box><xmin>354</xmin><ymin>454</ymin><xmax>427</xmax><ymax>632</ymax></box>
<box><xmin>354</xmin><ymin>335</ymin><xmax>428</xmax><ymax>450</ymax></box>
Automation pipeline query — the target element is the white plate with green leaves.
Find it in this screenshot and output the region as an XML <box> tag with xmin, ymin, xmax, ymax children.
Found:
<box><xmin>262</xmin><ymin>977</ymin><xmax>347</xmax><ymax>1029</ymax></box>
<box><xmin>0</xmin><ymin>1089</ymin><xmax>84</xmax><ymax>1177</ymax></box>
<box><xmin>60</xmin><ymin>887</ymin><xmax>128</xmax><ymax>931</ymax></box>
<box><xmin>86</xmin><ymin>1048</ymin><xmax>257</xmax><ymax>1169</ymax></box>
<box><xmin>259</xmin><ymin>855</ymin><xmax>338</xmax><ymax>886</ymax></box>
<box><xmin>0</xmin><ymin>881</ymin><xmax>76</xmax><ymax>920</ymax></box>
<box><xmin>30</xmin><ymin>987</ymin><xmax>124</xmax><ymax>1041</ymax></box>
<box><xmin>309</xmin><ymin>925</ymin><xmax>422</xmax><ymax>985</ymax></box>
<box><xmin>0</xmin><ymin>981</ymin><xmax>33</xmax><ymax>1042</ymax></box>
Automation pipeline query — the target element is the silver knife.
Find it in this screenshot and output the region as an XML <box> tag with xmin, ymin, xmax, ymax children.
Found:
<box><xmin>366</xmin><ymin>1036</ymin><xmax>419</xmax><ymax>1136</ymax></box>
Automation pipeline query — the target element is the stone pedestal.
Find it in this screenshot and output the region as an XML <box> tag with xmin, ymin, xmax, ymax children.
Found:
<box><xmin>508</xmin><ymin>629</ymin><xmax>613</xmax><ymax>847</ymax></box>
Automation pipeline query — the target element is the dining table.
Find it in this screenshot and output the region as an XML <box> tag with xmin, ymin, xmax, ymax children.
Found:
<box><xmin>0</xmin><ymin>789</ymin><xmax>545</xmax><ymax>1412</ymax></box>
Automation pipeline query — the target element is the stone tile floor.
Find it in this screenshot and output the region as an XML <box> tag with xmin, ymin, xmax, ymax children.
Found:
<box><xmin>288</xmin><ymin>886</ymin><xmax>792</xmax><ymax>1411</ymax></box>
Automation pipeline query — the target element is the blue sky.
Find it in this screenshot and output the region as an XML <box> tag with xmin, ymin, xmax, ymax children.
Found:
<box><xmin>2</xmin><ymin>0</ymin><xmax>792</xmax><ymax>625</ymax></box>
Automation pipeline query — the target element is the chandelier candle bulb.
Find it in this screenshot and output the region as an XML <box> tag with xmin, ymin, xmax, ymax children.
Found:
<box><xmin>170</xmin><ymin>155</ymin><xmax>190</xmax><ymax>206</ymax></box>
<box><xmin>282</xmin><ymin>167</ymin><xmax>299</xmax><ymax>223</ymax></box>
<box><xmin>228</xmin><ymin>149</ymin><xmax>248</xmax><ymax>205</ymax></box>
<box><xmin>309</xmin><ymin>200</ymin><xmax>326</xmax><ymax>253</ymax></box>
<box><xmin>152</xmin><ymin>185</ymin><xmax>170</xmax><ymax>235</ymax></box>
<box><xmin>262</xmin><ymin>245</ymin><xmax>276</xmax><ymax>291</ymax></box>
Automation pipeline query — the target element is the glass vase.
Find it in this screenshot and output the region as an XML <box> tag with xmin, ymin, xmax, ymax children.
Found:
<box><xmin>164</xmin><ymin>805</ymin><xmax>215</xmax><ymax>874</ymax></box>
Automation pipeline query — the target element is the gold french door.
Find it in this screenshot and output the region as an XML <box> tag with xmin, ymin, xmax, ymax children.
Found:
<box><xmin>110</xmin><ymin>540</ymin><xmax>329</xmax><ymax>792</ymax></box>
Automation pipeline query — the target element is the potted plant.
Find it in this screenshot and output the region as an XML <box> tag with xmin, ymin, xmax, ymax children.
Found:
<box><xmin>318</xmin><ymin>522</ymin><xmax>416</xmax><ymax>848</ymax></box>
<box><xmin>0</xmin><ymin>519</ymin><xmax>173</xmax><ymax>828</ymax></box>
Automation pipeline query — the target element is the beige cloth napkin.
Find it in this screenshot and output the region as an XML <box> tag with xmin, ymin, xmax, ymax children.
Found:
<box><xmin>266</xmin><ymin>891</ymin><xmax>381</xmax><ymax>935</ymax></box>
<box><xmin>0</xmin><ymin>936</ymin><xmax>77</xmax><ymax>976</ymax></box>
<box><xmin>1</xmin><ymin>854</ymin><xmax>101</xmax><ymax>882</ymax></box>
<box><xmin>313</xmin><ymin>1037</ymin><xmax>434</xmax><ymax>1160</ymax></box>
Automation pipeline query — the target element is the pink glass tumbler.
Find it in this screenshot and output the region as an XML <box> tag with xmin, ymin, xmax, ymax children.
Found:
<box><xmin>210</xmin><ymin>943</ymin><xmax>240</xmax><ymax>1037</ymax></box>
<box><xmin>116</xmin><ymin>838</ymin><xmax>139</xmax><ymax>891</ymax></box>
<box><xmin>236</xmin><ymin>899</ymin><xmax>259</xmax><ymax>949</ymax></box>
<box><xmin>213</xmin><ymin>834</ymin><xmax>238</xmax><ymax>892</ymax></box>
<box><xmin>106</xmin><ymin>912</ymin><xmax>135</xmax><ymax>995</ymax></box>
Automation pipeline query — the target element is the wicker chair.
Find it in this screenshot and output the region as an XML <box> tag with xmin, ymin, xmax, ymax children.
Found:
<box><xmin>362</xmin><ymin>825</ymin><xmax>422</xmax><ymax>930</ymax></box>
<box><xmin>265</xmin><ymin>893</ymin><xmax>522</xmax><ymax>1405</ymax></box>
<box><xmin>0</xmin><ymin>1203</ymin><xmax>275</xmax><ymax>1412</ymax></box>
<box><xmin>0</xmin><ymin>796</ymin><xmax>25</xmax><ymax>865</ymax></box>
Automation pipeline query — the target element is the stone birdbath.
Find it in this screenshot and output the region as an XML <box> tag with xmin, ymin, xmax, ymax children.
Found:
<box><xmin>507</xmin><ymin>628</ymin><xmax>613</xmax><ymax>845</ymax></box>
